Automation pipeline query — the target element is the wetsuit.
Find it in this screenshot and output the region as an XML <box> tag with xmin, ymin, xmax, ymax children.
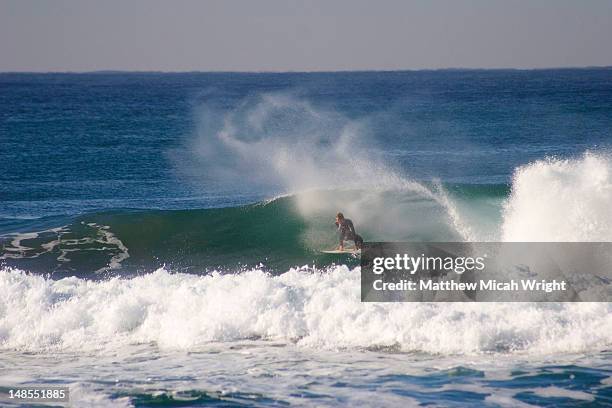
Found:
<box><xmin>336</xmin><ymin>218</ymin><xmax>364</xmax><ymax>249</ymax></box>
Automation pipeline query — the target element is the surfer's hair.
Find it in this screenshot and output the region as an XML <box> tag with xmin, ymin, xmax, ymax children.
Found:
<box><xmin>336</xmin><ymin>212</ymin><xmax>344</xmax><ymax>219</ymax></box>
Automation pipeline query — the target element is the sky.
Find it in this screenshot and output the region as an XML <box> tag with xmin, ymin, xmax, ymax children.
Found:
<box><xmin>1</xmin><ymin>0</ymin><xmax>611</xmax><ymax>72</ymax></box>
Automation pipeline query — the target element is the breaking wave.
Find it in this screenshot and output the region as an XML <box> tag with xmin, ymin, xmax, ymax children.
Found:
<box><xmin>1</xmin><ymin>266</ymin><xmax>610</xmax><ymax>355</ymax></box>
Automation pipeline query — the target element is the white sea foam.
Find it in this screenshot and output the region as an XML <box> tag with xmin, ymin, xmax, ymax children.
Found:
<box><xmin>1</xmin><ymin>266</ymin><xmax>610</xmax><ymax>355</ymax></box>
<box><xmin>0</xmin><ymin>223</ymin><xmax>129</xmax><ymax>271</ymax></box>
<box><xmin>502</xmin><ymin>152</ymin><xmax>612</xmax><ymax>242</ymax></box>
<box><xmin>531</xmin><ymin>386</ymin><xmax>595</xmax><ymax>402</ymax></box>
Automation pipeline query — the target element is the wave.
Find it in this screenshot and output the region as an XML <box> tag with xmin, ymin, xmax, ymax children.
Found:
<box><xmin>0</xmin><ymin>185</ymin><xmax>495</xmax><ymax>276</ymax></box>
<box><xmin>4</xmin><ymin>149</ymin><xmax>612</xmax><ymax>276</ymax></box>
<box><xmin>172</xmin><ymin>92</ymin><xmax>612</xmax><ymax>245</ymax></box>
<box><xmin>2</xmin><ymin>89</ymin><xmax>612</xmax><ymax>358</ymax></box>
<box><xmin>502</xmin><ymin>152</ymin><xmax>612</xmax><ymax>241</ymax></box>
<box><xmin>14</xmin><ymin>94</ymin><xmax>612</xmax><ymax>276</ymax></box>
<box><xmin>1</xmin><ymin>266</ymin><xmax>610</xmax><ymax>355</ymax></box>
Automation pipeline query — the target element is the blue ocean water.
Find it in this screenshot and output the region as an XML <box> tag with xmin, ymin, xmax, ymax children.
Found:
<box><xmin>1</xmin><ymin>70</ymin><xmax>612</xmax><ymax>406</ymax></box>
<box><xmin>2</xmin><ymin>69</ymin><xmax>611</xmax><ymax>217</ymax></box>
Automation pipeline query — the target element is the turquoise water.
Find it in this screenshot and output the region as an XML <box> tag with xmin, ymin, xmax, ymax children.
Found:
<box><xmin>1</xmin><ymin>70</ymin><xmax>611</xmax><ymax>406</ymax></box>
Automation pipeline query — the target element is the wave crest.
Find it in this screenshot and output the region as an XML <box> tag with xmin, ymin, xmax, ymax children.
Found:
<box><xmin>502</xmin><ymin>152</ymin><xmax>612</xmax><ymax>241</ymax></box>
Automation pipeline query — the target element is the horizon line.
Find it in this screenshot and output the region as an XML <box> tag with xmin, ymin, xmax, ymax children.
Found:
<box><xmin>1</xmin><ymin>65</ymin><xmax>612</xmax><ymax>75</ymax></box>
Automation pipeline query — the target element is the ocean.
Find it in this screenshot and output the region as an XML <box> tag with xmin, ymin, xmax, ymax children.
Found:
<box><xmin>1</xmin><ymin>69</ymin><xmax>611</xmax><ymax>406</ymax></box>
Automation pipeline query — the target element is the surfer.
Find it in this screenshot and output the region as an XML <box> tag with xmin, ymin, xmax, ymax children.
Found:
<box><xmin>335</xmin><ymin>212</ymin><xmax>363</xmax><ymax>251</ymax></box>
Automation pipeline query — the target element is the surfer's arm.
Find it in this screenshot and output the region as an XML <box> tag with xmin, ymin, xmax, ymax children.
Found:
<box><xmin>347</xmin><ymin>219</ymin><xmax>356</xmax><ymax>235</ymax></box>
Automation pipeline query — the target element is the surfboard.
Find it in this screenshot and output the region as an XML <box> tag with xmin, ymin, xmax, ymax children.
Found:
<box><xmin>320</xmin><ymin>249</ymin><xmax>361</xmax><ymax>254</ymax></box>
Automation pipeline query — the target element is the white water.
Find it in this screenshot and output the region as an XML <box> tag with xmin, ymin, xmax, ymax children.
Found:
<box><xmin>502</xmin><ymin>152</ymin><xmax>612</xmax><ymax>242</ymax></box>
<box><xmin>0</xmin><ymin>222</ymin><xmax>130</xmax><ymax>272</ymax></box>
<box><xmin>1</xmin><ymin>265</ymin><xmax>610</xmax><ymax>355</ymax></box>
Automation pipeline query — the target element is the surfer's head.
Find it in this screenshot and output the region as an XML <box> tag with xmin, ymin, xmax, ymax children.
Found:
<box><xmin>336</xmin><ymin>212</ymin><xmax>344</xmax><ymax>221</ymax></box>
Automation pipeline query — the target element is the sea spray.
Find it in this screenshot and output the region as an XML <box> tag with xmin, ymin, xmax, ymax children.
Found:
<box><xmin>502</xmin><ymin>152</ymin><xmax>612</xmax><ymax>242</ymax></box>
<box><xmin>174</xmin><ymin>93</ymin><xmax>481</xmax><ymax>246</ymax></box>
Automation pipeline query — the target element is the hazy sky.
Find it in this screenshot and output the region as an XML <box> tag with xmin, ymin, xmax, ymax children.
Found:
<box><xmin>1</xmin><ymin>0</ymin><xmax>611</xmax><ymax>72</ymax></box>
